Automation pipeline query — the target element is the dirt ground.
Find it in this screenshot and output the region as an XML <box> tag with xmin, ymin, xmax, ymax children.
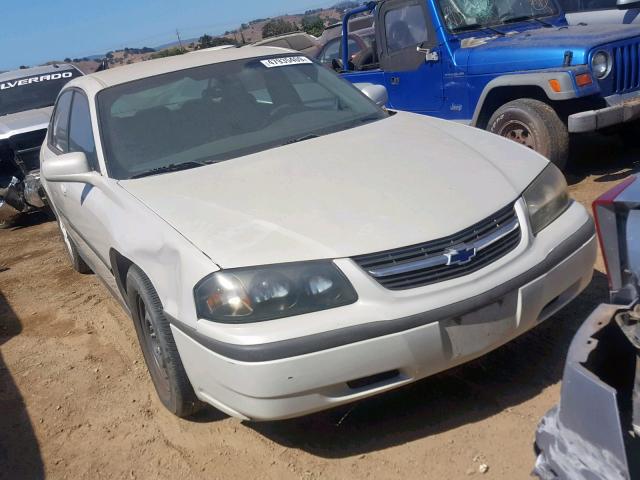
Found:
<box><xmin>1</xmin><ymin>133</ymin><xmax>638</xmax><ymax>480</ymax></box>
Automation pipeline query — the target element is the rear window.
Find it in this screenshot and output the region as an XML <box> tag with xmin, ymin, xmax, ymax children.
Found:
<box><xmin>0</xmin><ymin>69</ymin><xmax>82</xmax><ymax>117</ymax></box>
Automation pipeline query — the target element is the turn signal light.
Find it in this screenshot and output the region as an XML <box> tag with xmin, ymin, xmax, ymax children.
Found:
<box><xmin>549</xmin><ymin>79</ymin><xmax>562</xmax><ymax>93</ymax></box>
<box><xmin>575</xmin><ymin>73</ymin><xmax>593</xmax><ymax>87</ymax></box>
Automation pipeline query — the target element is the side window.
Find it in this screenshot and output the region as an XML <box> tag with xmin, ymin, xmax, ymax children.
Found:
<box><xmin>384</xmin><ymin>4</ymin><xmax>429</xmax><ymax>54</ymax></box>
<box><xmin>320</xmin><ymin>39</ymin><xmax>341</xmax><ymax>64</ymax></box>
<box><xmin>50</xmin><ymin>91</ymin><xmax>73</xmax><ymax>153</ymax></box>
<box><xmin>69</xmin><ymin>92</ymin><xmax>99</xmax><ymax>170</ymax></box>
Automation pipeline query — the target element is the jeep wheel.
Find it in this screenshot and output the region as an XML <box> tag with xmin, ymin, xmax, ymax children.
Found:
<box><xmin>58</xmin><ymin>220</ymin><xmax>93</xmax><ymax>274</ymax></box>
<box><xmin>488</xmin><ymin>98</ymin><xmax>569</xmax><ymax>170</ymax></box>
<box><xmin>126</xmin><ymin>265</ymin><xmax>203</xmax><ymax>418</ymax></box>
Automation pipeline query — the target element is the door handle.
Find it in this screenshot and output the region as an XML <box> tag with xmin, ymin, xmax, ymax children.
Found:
<box><xmin>390</xmin><ymin>76</ymin><xmax>400</xmax><ymax>86</ymax></box>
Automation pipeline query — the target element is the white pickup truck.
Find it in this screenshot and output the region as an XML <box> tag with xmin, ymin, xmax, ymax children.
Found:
<box><xmin>0</xmin><ymin>64</ymin><xmax>83</xmax><ymax>227</ymax></box>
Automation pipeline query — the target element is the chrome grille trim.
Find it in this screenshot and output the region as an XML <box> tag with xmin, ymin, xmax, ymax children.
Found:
<box><xmin>352</xmin><ymin>202</ymin><xmax>522</xmax><ymax>290</ymax></box>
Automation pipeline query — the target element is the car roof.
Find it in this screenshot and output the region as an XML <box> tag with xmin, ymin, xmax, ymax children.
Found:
<box><xmin>66</xmin><ymin>46</ymin><xmax>297</xmax><ymax>91</ymax></box>
<box><xmin>0</xmin><ymin>63</ymin><xmax>78</xmax><ymax>82</ymax></box>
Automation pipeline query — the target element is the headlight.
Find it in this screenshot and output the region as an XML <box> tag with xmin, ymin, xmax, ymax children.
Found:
<box><xmin>523</xmin><ymin>164</ymin><xmax>571</xmax><ymax>235</ymax></box>
<box><xmin>591</xmin><ymin>51</ymin><xmax>612</xmax><ymax>80</ymax></box>
<box><xmin>194</xmin><ymin>261</ymin><xmax>358</xmax><ymax>323</ymax></box>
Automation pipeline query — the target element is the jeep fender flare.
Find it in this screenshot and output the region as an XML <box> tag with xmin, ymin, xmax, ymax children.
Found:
<box><xmin>471</xmin><ymin>72</ymin><xmax>578</xmax><ymax>127</ymax></box>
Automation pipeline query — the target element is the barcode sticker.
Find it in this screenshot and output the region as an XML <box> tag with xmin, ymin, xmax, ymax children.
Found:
<box><xmin>260</xmin><ymin>56</ymin><xmax>313</xmax><ymax>68</ymax></box>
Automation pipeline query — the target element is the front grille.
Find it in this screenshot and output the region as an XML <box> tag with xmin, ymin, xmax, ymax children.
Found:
<box><xmin>612</xmin><ymin>41</ymin><xmax>640</xmax><ymax>94</ymax></box>
<box><xmin>352</xmin><ymin>202</ymin><xmax>522</xmax><ymax>291</ymax></box>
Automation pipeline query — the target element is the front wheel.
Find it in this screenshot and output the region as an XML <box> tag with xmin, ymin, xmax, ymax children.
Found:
<box><xmin>488</xmin><ymin>98</ymin><xmax>569</xmax><ymax>171</ymax></box>
<box><xmin>126</xmin><ymin>265</ymin><xmax>203</xmax><ymax>418</ymax></box>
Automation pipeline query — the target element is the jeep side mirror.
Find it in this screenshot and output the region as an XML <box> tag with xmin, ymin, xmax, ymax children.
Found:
<box><xmin>617</xmin><ymin>0</ymin><xmax>640</xmax><ymax>8</ymax></box>
<box><xmin>355</xmin><ymin>83</ymin><xmax>389</xmax><ymax>107</ymax></box>
<box><xmin>42</xmin><ymin>152</ymin><xmax>100</xmax><ymax>186</ymax></box>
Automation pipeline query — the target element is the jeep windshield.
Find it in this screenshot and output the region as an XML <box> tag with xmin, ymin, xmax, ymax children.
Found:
<box><xmin>438</xmin><ymin>0</ymin><xmax>558</xmax><ymax>32</ymax></box>
<box><xmin>0</xmin><ymin>69</ymin><xmax>80</xmax><ymax>117</ymax></box>
<box><xmin>97</xmin><ymin>56</ymin><xmax>387</xmax><ymax>180</ymax></box>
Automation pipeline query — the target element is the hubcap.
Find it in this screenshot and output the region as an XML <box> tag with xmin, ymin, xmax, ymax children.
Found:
<box><xmin>498</xmin><ymin>120</ymin><xmax>536</xmax><ymax>150</ymax></box>
<box><xmin>137</xmin><ymin>298</ymin><xmax>171</xmax><ymax>395</ymax></box>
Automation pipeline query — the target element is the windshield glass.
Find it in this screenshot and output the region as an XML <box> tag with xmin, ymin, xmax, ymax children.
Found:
<box><xmin>0</xmin><ymin>69</ymin><xmax>81</xmax><ymax>117</ymax></box>
<box><xmin>438</xmin><ymin>0</ymin><xmax>558</xmax><ymax>32</ymax></box>
<box><xmin>98</xmin><ymin>56</ymin><xmax>386</xmax><ymax>180</ymax></box>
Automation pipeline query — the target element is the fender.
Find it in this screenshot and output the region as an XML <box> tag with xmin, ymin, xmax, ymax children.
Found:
<box><xmin>471</xmin><ymin>68</ymin><xmax>598</xmax><ymax>126</ymax></box>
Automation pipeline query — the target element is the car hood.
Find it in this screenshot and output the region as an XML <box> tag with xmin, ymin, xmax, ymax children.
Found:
<box><xmin>0</xmin><ymin>106</ymin><xmax>53</xmax><ymax>141</ymax></box>
<box><xmin>459</xmin><ymin>24</ymin><xmax>640</xmax><ymax>74</ymax></box>
<box><xmin>120</xmin><ymin>112</ymin><xmax>547</xmax><ymax>268</ymax></box>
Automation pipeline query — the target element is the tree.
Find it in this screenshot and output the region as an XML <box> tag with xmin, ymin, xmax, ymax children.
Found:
<box><xmin>197</xmin><ymin>34</ymin><xmax>236</xmax><ymax>50</ymax></box>
<box><xmin>302</xmin><ymin>16</ymin><xmax>325</xmax><ymax>37</ymax></box>
<box><xmin>262</xmin><ymin>19</ymin><xmax>297</xmax><ymax>38</ymax></box>
<box><xmin>64</xmin><ymin>57</ymin><xmax>72</xmax><ymax>63</ymax></box>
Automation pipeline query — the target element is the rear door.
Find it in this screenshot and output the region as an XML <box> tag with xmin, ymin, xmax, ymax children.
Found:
<box><xmin>377</xmin><ymin>0</ymin><xmax>444</xmax><ymax>114</ymax></box>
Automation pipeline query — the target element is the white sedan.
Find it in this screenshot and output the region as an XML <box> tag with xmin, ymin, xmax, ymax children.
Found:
<box><xmin>41</xmin><ymin>47</ymin><xmax>597</xmax><ymax>420</ymax></box>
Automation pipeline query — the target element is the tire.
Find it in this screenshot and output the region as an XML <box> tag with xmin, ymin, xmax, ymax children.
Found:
<box><xmin>126</xmin><ymin>265</ymin><xmax>203</xmax><ymax>418</ymax></box>
<box><xmin>58</xmin><ymin>220</ymin><xmax>92</xmax><ymax>274</ymax></box>
<box><xmin>488</xmin><ymin>98</ymin><xmax>569</xmax><ymax>170</ymax></box>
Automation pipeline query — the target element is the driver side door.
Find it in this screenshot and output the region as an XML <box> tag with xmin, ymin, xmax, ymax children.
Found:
<box><xmin>377</xmin><ymin>0</ymin><xmax>444</xmax><ymax>114</ymax></box>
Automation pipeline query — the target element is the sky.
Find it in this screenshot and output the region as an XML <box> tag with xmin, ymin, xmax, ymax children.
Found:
<box><xmin>1</xmin><ymin>0</ymin><xmax>336</xmax><ymax>71</ymax></box>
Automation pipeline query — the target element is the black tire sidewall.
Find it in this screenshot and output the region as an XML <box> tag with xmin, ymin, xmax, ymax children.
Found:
<box><xmin>125</xmin><ymin>266</ymin><xmax>200</xmax><ymax>417</ymax></box>
<box><xmin>488</xmin><ymin>99</ymin><xmax>569</xmax><ymax>170</ymax></box>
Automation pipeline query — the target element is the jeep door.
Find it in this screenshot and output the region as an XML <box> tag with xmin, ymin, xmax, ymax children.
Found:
<box><xmin>376</xmin><ymin>0</ymin><xmax>444</xmax><ymax>114</ymax></box>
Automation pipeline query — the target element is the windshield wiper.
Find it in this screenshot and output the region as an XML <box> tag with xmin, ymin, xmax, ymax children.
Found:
<box><xmin>282</xmin><ymin>134</ymin><xmax>320</xmax><ymax>145</ymax></box>
<box><xmin>453</xmin><ymin>23</ymin><xmax>506</xmax><ymax>36</ymax></box>
<box><xmin>130</xmin><ymin>161</ymin><xmax>204</xmax><ymax>179</ymax></box>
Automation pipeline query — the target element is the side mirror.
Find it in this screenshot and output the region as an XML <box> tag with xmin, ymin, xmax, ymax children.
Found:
<box><xmin>355</xmin><ymin>83</ymin><xmax>389</xmax><ymax>108</ymax></box>
<box><xmin>42</xmin><ymin>152</ymin><xmax>100</xmax><ymax>185</ymax></box>
<box><xmin>617</xmin><ymin>0</ymin><xmax>640</xmax><ymax>8</ymax></box>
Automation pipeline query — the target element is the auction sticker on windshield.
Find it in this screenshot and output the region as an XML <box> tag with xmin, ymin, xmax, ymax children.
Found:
<box><xmin>260</xmin><ymin>56</ymin><xmax>313</xmax><ymax>68</ymax></box>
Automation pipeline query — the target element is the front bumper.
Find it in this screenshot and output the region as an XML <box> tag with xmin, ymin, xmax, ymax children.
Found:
<box><xmin>534</xmin><ymin>304</ymin><xmax>640</xmax><ymax>480</ymax></box>
<box><xmin>569</xmin><ymin>91</ymin><xmax>640</xmax><ymax>133</ymax></box>
<box><xmin>170</xmin><ymin>211</ymin><xmax>597</xmax><ymax>421</ymax></box>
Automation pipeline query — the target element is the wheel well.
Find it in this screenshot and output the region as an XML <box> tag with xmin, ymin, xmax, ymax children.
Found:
<box><xmin>476</xmin><ymin>86</ymin><xmax>549</xmax><ymax>129</ymax></box>
<box><xmin>109</xmin><ymin>249</ymin><xmax>133</xmax><ymax>299</ymax></box>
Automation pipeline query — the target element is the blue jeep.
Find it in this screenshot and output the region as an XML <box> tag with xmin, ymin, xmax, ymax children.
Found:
<box><xmin>339</xmin><ymin>0</ymin><xmax>640</xmax><ymax>169</ymax></box>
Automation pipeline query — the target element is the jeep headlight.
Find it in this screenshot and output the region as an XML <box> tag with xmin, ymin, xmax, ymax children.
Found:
<box><xmin>194</xmin><ymin>261</ymin><xmax>358</xmax><ymax>323</ymax></box>
<box><xmin>591</xmin><ymin>51</ymin><xmax>612</xmax><ymax>80</ymax></box>
<box><xmin>523</xmin><ymin>164</ymin><xmax>571</xmax><ymax>235</ymax></box>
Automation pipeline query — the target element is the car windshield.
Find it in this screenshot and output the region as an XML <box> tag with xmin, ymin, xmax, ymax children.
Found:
<box><xmin>0</xmin><ymin>69</ymin><xmax>81</xmax><ymax>117</ymax></box>
<box><xmin>98</xmin><ymin>56</ymin><xmax>386</xmax><ymax>180</ymax></box>
<box><xmin>438</xmin><ymin>0</ymin><xmax>558</xmax><ymax>32</ymax></box>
